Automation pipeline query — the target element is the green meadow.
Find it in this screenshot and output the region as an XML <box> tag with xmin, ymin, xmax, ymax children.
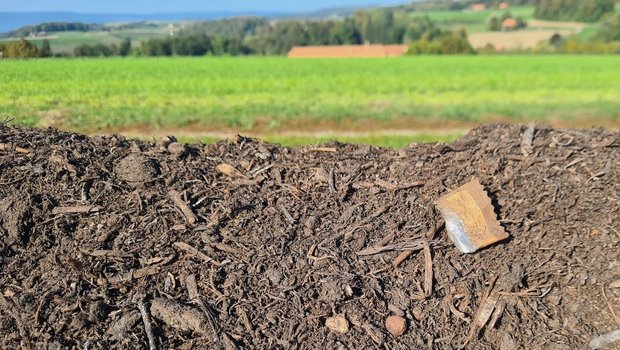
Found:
<box><xmin>1</xmin><ymin>56</ymin><xmax>618</xmax><ymax>146</ymax></box>
<box><xmin>413</xmin><ymin>6</ymin><xmax>535</xmax><ymax>33</ymax></box>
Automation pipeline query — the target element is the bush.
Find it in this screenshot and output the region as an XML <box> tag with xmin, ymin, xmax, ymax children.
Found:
<box><xmin>408</xmin><ymin>30</ymin><xmax>476</xmax><ymax>55</ymax></box>
<box><xmin>594</xmin><ymin>13</ymin><xmax>620</xmax><ymax>42</ymax></box>
<box><xmin>0</xmin><ymin>39</ymin><xmax>42</xmax><ymax>58</ymax></box>
<box><xmin>534</xmin><ymin>0</ymin><xmax>615</xmax><ymax>23</ymax></box>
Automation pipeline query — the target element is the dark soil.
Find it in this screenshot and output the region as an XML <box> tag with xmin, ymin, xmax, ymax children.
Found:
<box><xmin>0</xmin><ymin>124</ymin><xmax>618</xmax><ymax>350</ymax></box>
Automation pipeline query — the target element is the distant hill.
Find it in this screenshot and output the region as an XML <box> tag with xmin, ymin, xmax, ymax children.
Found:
<box><xmin>0</xmin><ymin>11</ymin><xmax>289</xmax><ymax>33</ymax></box>
<box><xmin>0</xmin><ymin>2</ymin><xmax>413</xmax><ymax>34</ymax></box>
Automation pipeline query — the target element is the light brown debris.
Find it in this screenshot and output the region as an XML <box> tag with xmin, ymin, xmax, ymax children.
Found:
<box><xmin>521</xmin><ymin>123</ymin><xmax>536</xmax><ymax>156</ymax></box>
<box><xmin>590</xmin><ymin>329</ymin><xmax>620</xmax><ymax>349</ymax></box>
<box><xmin>52</xmin><ymin>206</ymin><xmax>101</xmax><ymax>215</ymax></box>
<box><xmin>0</xmin><ymin>143</ymin><xmax>30</xmax><ymax>154</ymax></box>
<box><xmin>216</xmin><ymin>163</ymin><xmax>245</xmax><ymax>177</ymax></box>
<box><xmin>325</xmin><ymin>315</ymin><xmax>350</xmax><ymax>334</ymax></box>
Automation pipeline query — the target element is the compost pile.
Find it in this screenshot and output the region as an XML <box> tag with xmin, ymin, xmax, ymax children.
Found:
<box><xmin>0</xmin><ymin>124</ymin><xmax>618</xmax><ymax>350</ymax></box>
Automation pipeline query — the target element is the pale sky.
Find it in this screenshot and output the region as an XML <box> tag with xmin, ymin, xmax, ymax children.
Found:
<box><xmin>0</xmin><ymin>0</ymin><xmax>411</xmax><ymax>13</ymax></box>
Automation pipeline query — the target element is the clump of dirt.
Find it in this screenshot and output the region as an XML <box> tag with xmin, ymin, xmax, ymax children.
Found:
<box><xmin>0</xmin><ymin>192</ymin><xmax>31</xmax><ymax>246</ymax></box>
<box><xmin>115</xmin><ymin>153</ymin><xmax>160</xmax><ymax>185</ymax></box>
<box><xmin>0</xmin><ymin>124</ymin><xmax>618</xmax><ymax>350</ymax></box>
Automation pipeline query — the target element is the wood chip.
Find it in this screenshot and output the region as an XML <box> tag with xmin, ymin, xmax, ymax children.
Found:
<box><xmin>169</xmin><ymin>190</ymin><xmax>197</xmax><ymax>225</ymax></box>
<box><xmin>136</xmin><ymin>297</ymin><xmax>157</xmax><ymax>350</ymax></box>
<box><xmin>357</xmin><ymin>240</ymin><xmax>426</xmax><ymax>256</ymax></box>
<box><xmin>216</xmin><ymin>163</ymin><xmax>245</xmax><ymax>177</ymax></box>
<box><xmin>422</xmin><ymin>240</ymin><xmax>433</xmax><ymax>297</ymax></box>
<box><xmin>173</xmin><ymin>242</ymin><xmax>220</xmax><ymax>266</ymax></box>
<box><xmin>52</xmin><ymin>206</ymin><xmax>101</xmax><ymax>215</ymax></box>
<box><xmin>0</xmin><ymin>143</ymin><xmax>30</xmax><ymax>154</ymax></box>
<box><xmin>521</xmin><ymin>123</ymin><xmax>535</xmax><ymax>157</ymax></box>
<box><xmin>97</xmin><ymin>266</ymin><xmax>161</xmax><ymax>286</ymax></box>
<box><xmin>87</xmin><ymin>250</ymin><xmax>133</xmax><ymax>258</ymax></box>
<box><xmin>309</xmin><ymin>147</ymin><xmax>337</xmax><ymax>152</ymax></box>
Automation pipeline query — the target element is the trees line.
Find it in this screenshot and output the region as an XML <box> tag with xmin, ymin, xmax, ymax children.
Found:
<box><xmin>2</xmin><ymin>1</ymin><xmax>620</xmax><ymax>59</ymax></box>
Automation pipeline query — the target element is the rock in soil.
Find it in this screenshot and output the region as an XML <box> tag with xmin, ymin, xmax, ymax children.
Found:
<box><xmin>385</xmin><ymin>315</ymin><xmax>407</xmax><ymax>337</ymax></box>
<box><xmin>0</xmin><ymin>123</ymin><xmax>618</xmax><ymax>350</ymax></box>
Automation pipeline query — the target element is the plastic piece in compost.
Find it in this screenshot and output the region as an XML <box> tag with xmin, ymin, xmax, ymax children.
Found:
<box><xmin>435</xmin><ymin>178</ymin><xmax>508</xmax><ymax>253</ymax></box>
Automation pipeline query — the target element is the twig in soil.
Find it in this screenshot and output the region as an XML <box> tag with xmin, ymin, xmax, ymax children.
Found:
<box><xmin>422</xmin><ymin>241</ymin><xmax>433</xmax><ymax>297</ymax></box>
<box><xmin>169</xmin><ymin>190</ymin><xmax>197</xmax><ymax>225</ymax></box>
<box><xmin>173</xmin><ymin>242</ymin><xmax>221</xmax><ymax>266</ymax></box>
<box><xmin>375</xmin><ymin>179</ymin><xmax>425</xmax><ymax>191</ymax></box>
<box><xmin>280</xmin><ymin>206</ymin><xmax>295</xmax><ymax>224</ymax></box>
<box><xmin>97</xmin><ymin>266</ymin><xmax>161</xmax><ymax>285</ymax></box>
<box><xmin>446</xmin><ymin>294</ymin><xmax>471</xmax><ymax>323</ymax></box>
<box><xmin>393</xmin><ymin>220</ymin><xmax>444</xmax><ymax>267</ymax></box>
<box><xmin>462</xmin><ymin>275</ymin><xmax>500</xmax><ymax>348</ymax></box>
<box><xmin>306</xmin><ymin>244</ymin><xmax>336</xmax><ymax>262</ymax></box>
<box><xmin>498</xmin><ymin>283</ymin><xmax>553</xmax><ymax>298</ymax></box>
<box><xmin>590</xmin><ymin>329</ymin><xmax>620</xmax><ymax>350</ymax></box>
<box><xmin>308</xmin><ymin>147</ymin><xmax>337</xmax><ymax>153</ymax></box>
<box><xmin>0</xmin><ymin>295</ymin><xmax>32</xmax><ymax>350</ymax></box>
<box><xmin>521</xmin><ymin>123</ymin><xmax>536</xmax><ymax>157</ymax></box>
<box><xmin>0</xmin><ymin>143</ymin><xmax>30</xmax><ymax>154</ymax></box>
<box><xmin>136</xmin><ymin>297</ymin><xmax>157</xmax><ymax>350</ymax></box>
<box><xmin>358</xmin><ymin>239</ymin><xmax>434</xmax><ymax>256</ymax></box>
<box><xmin>602</xmin><ymin>286</ymin><xmax>620</xmax><ymax>328</ymax></box>
<box><xmin>186</xmin><ymin>274</ymin><xmax>220</xmax><ymax>343</ymax></box>
<box><xmin>328</xmin><ymin>169</ymin><xmax>336</xmax><ymax>193</ymax></box>
<box><xmin>52</xmin><ymin>206</ymin><xmax>101</xmax><ymax>215</ymax></box>
<box><xmin>85</xmin><ymin>250</ymin><xmax>133</xmax><ymax>258</ymax></box>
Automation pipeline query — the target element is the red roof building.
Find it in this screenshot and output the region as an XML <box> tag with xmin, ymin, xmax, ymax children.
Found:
<box><xmin>288</xmin><ymin>45</ymin><xmax>408</xmax><ymax>58</ymax></box>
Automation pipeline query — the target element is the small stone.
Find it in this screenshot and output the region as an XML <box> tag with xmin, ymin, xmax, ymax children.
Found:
<box><xmin>167</xmin><ymin>142</ymin><xmax>187</xmax><ymax>156</ymax></box>
<box><xmin>157</xmin><ymin>136</ymin><xmax>177</xmax><ymax>151</ymax></box>
<box><xmin>385</xmin><ymin>315</ymin><xmax>407</xmax><ymax>337</ymax></box>
<box><xmin>325</xmin><ymin>315</ymin><xmax>349</xmax><ymax>334</ymax></box>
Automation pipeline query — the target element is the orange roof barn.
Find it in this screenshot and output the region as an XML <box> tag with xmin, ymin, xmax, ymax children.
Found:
<box><xmin>470</xmin><ymin>3</ymin><xmax>487</xmax><ymax>11</ymax></box>
<box><xmin>502</xmin><ymin>18</ymin><xmax>518</xmax><ymax>31</ymax></box>
<box><xmin>288</xmin><ymin>45</ymin><xmax>408</xmax><ymax>58</ymax></box>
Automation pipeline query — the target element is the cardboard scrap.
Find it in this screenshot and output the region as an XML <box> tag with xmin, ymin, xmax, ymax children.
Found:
<box><xmin>435</xmin><ymin>178</ymin><xmax>508</xmax><ymax>253</ymax></box>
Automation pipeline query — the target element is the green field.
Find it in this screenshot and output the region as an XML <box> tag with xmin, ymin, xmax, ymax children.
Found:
<box><xmin>1</xmin><ymin>56</ymin><xmax>619</xmax><ymax>146</ymax></box>
<box><xmin>1</xmin><ymin>25</ymin><xmax>170</xmax><ymax>54</ymax></box>
<box><xmin>414</xmin><ymin>6</ymin><xmax>535</xmax><ymax>33</ymax></box>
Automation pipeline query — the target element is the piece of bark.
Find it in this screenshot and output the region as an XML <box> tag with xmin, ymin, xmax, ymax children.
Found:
<box><xmin>52</xmin><ymin>206</ymin><xmax>101</xmax><ymax>215</ymax></box>
<box><xmin>0</xmin><ymin>143</ymin><xmax>29</xmax><ymax>154</ymax></box>
<box><xmin>169</xmin><ymin>190</ymin><xmax>197</xmax><ymax>225</ymax></box>
<box><xmin>173</xmin><ymin>242</ymin><xmax>220</xmax><ymax>266</ymax></box>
